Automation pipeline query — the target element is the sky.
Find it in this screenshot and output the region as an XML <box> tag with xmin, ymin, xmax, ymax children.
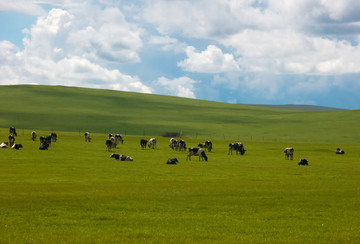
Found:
<box><xmin>0</xmin><ymin>0</ymin><xmax>360</xmax><ymax>109</ymax></box>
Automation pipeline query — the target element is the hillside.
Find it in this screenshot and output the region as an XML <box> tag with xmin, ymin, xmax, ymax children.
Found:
<box><xmin>0</xmin><ymin>85</ymin><xmax>359</xmax><ymax>143</ymax></box>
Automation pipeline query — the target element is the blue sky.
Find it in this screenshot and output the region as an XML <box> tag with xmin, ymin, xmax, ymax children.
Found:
<box><xmin>1</xmin><ymin>0</ymin><xmax>360</xmax><ymax>109</ymax></box>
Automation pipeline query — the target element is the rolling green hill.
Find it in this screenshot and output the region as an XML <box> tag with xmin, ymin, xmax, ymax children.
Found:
<box><xmin>0</xmin><ymin>85</ymin><xmax>359</xmax><ymax>143</ymax></box>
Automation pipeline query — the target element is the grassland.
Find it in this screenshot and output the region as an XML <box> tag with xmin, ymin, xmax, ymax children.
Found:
<box><xmin>0</xmin><ymin>85</ymin><xmax>359</xmax><ymax>243</ymax></box>
<box><xmin>0</xmin><ymin>85</ymin><xmax>359</xmax><ymax>143</ymax></box>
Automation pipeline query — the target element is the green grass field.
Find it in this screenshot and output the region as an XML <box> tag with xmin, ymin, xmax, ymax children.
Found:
<box><xmin>1</xmin><ymin>130</ymin><xmax>359</xmax><ymax>243</ymax></box>
<box><xmin>1</xmin><ymin>85</ymin><xmax>360</xmax><ymax>243</ymax></box>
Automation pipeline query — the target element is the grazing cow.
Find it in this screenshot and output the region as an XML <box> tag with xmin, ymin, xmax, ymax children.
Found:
<box><xmin>199</xmin><ymin>141</ymin><xmax>213</xmax><ymax>152</ymax></box>
<box><xmin>169</xmin><ymin>138</ymin><xmax>179</xmax><ymax>150</ymax></box>
<box><xmin>40</xmin><ymin>136</ymin><xmax>52</xmax><ymax>146</ymax></box>
<box><xmin>39</xmin><ymin>143</ymin><xmax>50</xmax><ymax>150</ymax></box>
<box><xmin>284</xmin><ymin>147</ymin><xmax>294</xmax><ymax>160</ymax></box>
<box><xmin>110</xmin><ymin>153</ymin><xmax>133</xmax><ymax>161</ymax></box>
<box><xmin>140</xmin><ymin>139</ymin><xmax>147</xmax><ymax>149</ymax></box>
<box><xmin>228</xmin><ymin>142</ymin><xmax>246</xmax><ymax>155</ymax></box>
<box><xmin>0</xmin><ymin>142</ymin><xmax>9</xmax><ymax>148</ymax></box>
<box><xmin>9</xmin><ymin>127</ymin><xmax>17</xmax><ymax>136</ymax></box>
<box><xmin>298</xmin><ymin>159</ymin><xmax>309</xmax><ymax>166</ymax></box>
<box><xmin>186</xmin><ymin>147</ymin><xmax>208</xmax><ymax>161</ymax></box>
<box><xmin>84</xmin><ymin>132</ymin><xmax>91</xmax><ymax>142</ymax></box>
<box><xmin>178</xmin><ymin>140</ymin><xmax>187</xmax><ymax>151</ymax></box>
<box><xmin>115</xmin><ymin>134</ymin><xmax>124</xmax><ymax>144</ymax></box>
<box><xmin>12</xmin><ymin>144</ymin><xmax>23</xmax><ymax>150</ymax></box>
<box><xmin>8</xmin><ymin>135</ymin><xmax>15</xmax><ymax>147</ymax></box>
<box><xmin>167</xmin><ymin>158</ymin><xmax>179</xmax><ymax>164</ymax></box>
<box><xmin>336</xmin><ymin>148</ymin><xmax>345</xmax><ymax>154</ymax></box>
<box><xmin>51</xmin><ymin>132</ymin><xmax>57</xmax><ymax>142</ymax></box>
<box><xmin>148</xmin><ymin>138</ymin><xmax>156</xmax><ymax>149</ymax></box>
<box><xmin>105</xmin><ymin>139</ymin><xmax>113</xmax><ymax>151</ymax></box>
<box><xmin>31</xmin><ymin>131</ymin><xmax>37</xmax><ymax>141</ymax></box>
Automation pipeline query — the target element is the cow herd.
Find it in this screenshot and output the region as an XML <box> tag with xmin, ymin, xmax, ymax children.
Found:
<box><xmin>2</xmin><ymin>127</ymin><xmax>346</xmax><ymax>166</ymax></box>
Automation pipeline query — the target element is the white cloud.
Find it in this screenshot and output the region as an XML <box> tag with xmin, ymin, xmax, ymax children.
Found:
<box><xmin>155</xmin><ymin>76</ymin><xmax>199</xmax><ymax>99</ymax></box>
<box><xmin>178</xmin><ymin>45</ymin><xmax>240</xmax><ymax>73</ymax></box>
<box><xmin>0</xmin><ymin>0</ymin><xmax>45</xmax><ymax>15</ymax></box>
<box><xmin>0</xmin><ymin>7</ymin><xmax>151</xmax><ymax>93</ymax></box>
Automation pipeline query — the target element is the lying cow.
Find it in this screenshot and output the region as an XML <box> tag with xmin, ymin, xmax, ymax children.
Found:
<box><xmin>12</xmin><ymin>144</ymin><xmax>23</xmax><ymax>150</ymax></box>
<box><xmin>140</xmin><ymin>139</ymin><xmax>147</xmax><ymax>149</ymax></box>
<box><xmin>84</xmin><ymin>132</ymin><xmax>91</xmax><ymax>142</ymax></box>
<box><xmin>228</xmin><ymin>142</ymin><xmax>246</xmax><ymax>155</ymax></box>
<box><xmin>336</xmin><ymin>148</ymin><xmax>345</xmax><ymax>154</ymax></box>
<box><xmin>39</xmin><ymin>143</ymin><xmax>50</xmax><ymax>150</ymax></box>
<box><xmin>31</xmin><ymin>131</ymin><xmax>37</xmax><ymax>141</ymax></box>
<box><xmin>0</xmin><ymin>142</ymin><xmax>9</xmax><ymax>148</ymax></box>
<box><xmin>284</xmin><ymin>147</ymin><xmax>294</xmax><ymax>160</ymax></box>
<box><xmin>298</xmin><ymin>159</ymin><xmax>309</xmax><ymax>166</ymax></box>
<box><xmin>110</xmin><ymin>153</ymin><xmax>133</xmax><ymax>161</ymax></box>
<box><xmin>167</xmin><ymin>158</ymin><xmax>179</xmax><ymax>164</ymax></box>
<box><xmin>148</xmin><ymin>138</ymin><xmax>156</xmax><ymax>149</ymax></box>
<box><xmin>186</xmin><ymin>147</ymin><xmax>208</xmax><ymax>161</ymax></box>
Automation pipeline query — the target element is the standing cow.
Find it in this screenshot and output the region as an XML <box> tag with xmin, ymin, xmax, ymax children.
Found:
<box><xmin>140</xmin><ymin>139</ymin><xmax>147</xmax><ymax>149</ymax></box>
<box><xmin>9</xmin><ymin>127</ymin><xmax>17</xmax><ymax>136</ymax></box>
<box><xmin>148</xmin><ymin>138</ymin><xmax>156</xmax><ymax>149</ymax></box>
<box><xmin>8</xmin><ymin>135</ymin><xmax>15</xmax><ymax>147</ymax></box>
<box><xmin>84</xmin><ymin>132</ymin><xmax>91</xmax><ymax>142</ymax></box>
<box><xmin>186</xmin><ymin>148</ymin><xmax>208</xmax><ymax>161</ymax></box>
<box><xmin>284</xmin><ymin>147</ymin><xmax>294</xmax><ymax>160</ymax></box>
<box><xmin>228</xmin><ymin>142</ymin><xmax>246</xmax><ymax>155</ymax></box>
<box><xmin>31</xmin><ymin>131</ymin><xmax>37</xmax><ymax>141</ymax></box>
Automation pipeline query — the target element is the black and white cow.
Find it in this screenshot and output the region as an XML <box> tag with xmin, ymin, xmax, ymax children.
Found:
<box><xmin>84</xmin><ymin>132</ymin><xmax>91</xmax><ymax>142</ymax></box>
<box><xmin>178</xmin><ymin>140</ymin><xmax>187</xmax><ymax>151</ymax></box>
<box><xmin>284</xmin><ymin>147</ymin><xmax>294</xmax><ymax>160</ymax></box>
<box><xmin>148</xmin><ymin>138</ymin><xmax>156</xmax><ymax>149</ymax></box>
<box><xmin>186</xmin><ymin>147</ymin><xmax>208</xmax><ymax>161</ymax></box>
<box><xmin>336</xmin><ymin>148</ymin><xmax>345</xmax><ymax>154</ymax></box>
<box><xmin>198</xmin><ymin>140</ymin><xmax>213</xmax><ymax>152</ymax></box>
<box><xmin>12</xmin><ymin>144</ymin><xmax>23</xmax><ymax>150</ymax></box>
<box><xmin>298</xmin><ymin>159</ymin><xmax>309</xmax><ymax>166</ymax></box>
<box><xmin>40</xmin><ymin>136</ymin><xmax>52</xmax><ymax>146</ymax></box>
<box><xmin>110</xmin><ymin>153</ymin><xmax>133</xmax><ymax>161</ymax></box>
<box><xmin>0</xmin><ymin>142</ymin><xmax>9</xmax><ymax>148</ymax></box>
<box><xmin>31</xmin><ymin>131</ymin><xmax>37</xmax><ymax>141</ymax></box>
<box><xmin>8</xmin><ymin>135</ymin><xmax>15</xmax><ymax>147</ymax></box>
<box><xmin>169</xmin><ymin>138</ymin><xmax>179</xmax><ymax>150</ymax></box>
<box><xmin>228</xmin><ymin>142</ymin><xmax>246</xmax><ymax>155</ymax></box>
<box><xmin>39</xmin><ymin>143</ymin><xmax>50</xmax><ymax>150</ymax></box>
<box><xmin>167</xmin><ymin>158</ymin><xmax>179</xmax><ymax>164</ymax></box>
<box><xmin>51</xmin><ymin>132</ymin><xmax>57</xmax><ymax>142</ymax></box>
<box><xmin>115</xmin><ymin>134</ymin><xmax>124</xmax><ymax>144</ymax></box>
<box><xmin>105</xmin><ymin>139</ymin><xmax>114</xmax><ymax>151</ymax></box>
<box><xmin>9</xmin><ymin>127</ymin><xmax>17</xmax><ymax>136</ymax></box>
<box><xmin>140</xmin><ymin>139</ymin><xmax>147</xmax><ymax>149</ymax></box>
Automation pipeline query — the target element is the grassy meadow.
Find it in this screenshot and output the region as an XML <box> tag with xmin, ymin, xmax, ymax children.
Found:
<box><xmin>0</xmin><ymin>85</ymin><xmax>360</xmax><ymax>243</ymax></box>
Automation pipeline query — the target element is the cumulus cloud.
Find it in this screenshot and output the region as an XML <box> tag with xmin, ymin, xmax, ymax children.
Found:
<box><xmin>155</xmin><ymin>76</ymin><xmax>199</xmax><ymax>99</ymax></box>
<box><xmin>0</xmin><ymin>6</ymin><xmax>151</xmax><ymax>93</ymax></box>
<box><xmin>178</xmin><ymin>45</ymin><xmax>240</xmax><ymax>73</ymax></box>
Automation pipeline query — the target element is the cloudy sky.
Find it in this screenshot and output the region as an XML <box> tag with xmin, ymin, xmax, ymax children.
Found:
<box><xmin>1</xmin><ymin>0</ymin><xmax>360</xmax><ymax>109</ymax></box>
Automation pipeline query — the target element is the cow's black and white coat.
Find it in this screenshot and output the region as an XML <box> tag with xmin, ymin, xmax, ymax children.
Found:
<box><xmin>51</xmin><ymin>132</ymin><xmax>57</xmax><ymax>142</ymax></box>
<box><xmin>284</xmin><ymin>147</ymin><xmax>294</xmax><ymax>160</ymax></box>
<box><xmin>298</xmin><ymin>159</ymin><xmax>309</xmax><ymax>166</ymax></box>
<box><xmin>148</xmin><ymin>138</ymin><xmax>156</xmax><ymax>149</ymax></box>
<box><xmin>84</xmin><ymin>132</ymin><xmax>91</xmax><ymax>142</ymax></box>
<box><xmin>336</xmin><ymin>148</ymin><xmax>345</xmax><ymax>154</ymax></box>
<box><xmin>0</xmin><ymin>142</ymin><xmax>9</xmax><ymax>148</ymax></box>
<box><xmin>31</xmin><ymin>131</ymin><xmax>37</xmax><ymax>141</ymax></box>
<box><xmin>167</xmin><ymin>158</ymin><xmax>179</xmax><ymax>164</ymax></box>
<box><xmin>140</xmin><ymin>139</ymin><xmax>147</xmax><ymax>149</ymax></box>
<box><xmin>12</xmin><ymin>144</ymin><xmax>23</xmax><ymax>150</ymax></box>
<box><xmin>8</xmin><ymin>135</ymin><xmax>15</xmax><ymax>147</ymax></box>
<box><xmin>198</xmin><ymin>140</ymin><xmax>213</xmax><ymax>152</ymax></box>
<box><xmin>169</xmin><ymin>138</ymin><xmax>179</xmax><ymax>150</ymax></box>
<box><xmin>186</xmin><ymin>147</ymin><xmax>208</xmax><ymax>161</ymax></box>
<box><xmin>110</xmin><ymin>153</ymin><xmax>133</xmax><ymax>161</ymax></box>
<box><xmin>228</xmin><ymin>142</ymin><xmax>246</xmax><ymax>155</ymax></box>
<box><xmin>9</xmin><ymin>127</ymin><xmax>17</xmax><ymax>136</ymax></box>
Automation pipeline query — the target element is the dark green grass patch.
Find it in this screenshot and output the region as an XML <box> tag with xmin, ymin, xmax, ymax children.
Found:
<box><xmin>1</xmin><ymin>130</ymin><xmax>359</xmax><ymax>243</ymax></box>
